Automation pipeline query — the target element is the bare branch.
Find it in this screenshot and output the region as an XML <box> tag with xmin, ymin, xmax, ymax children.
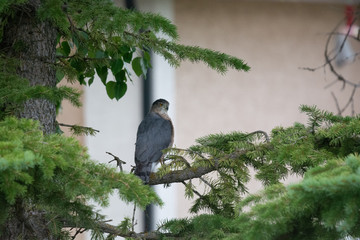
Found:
<box><xmin>131</xmin><ymin>204</ymin><xmax>136</xmax><ymax>232</ymax></box>
<box><xmin>71</xmin><ymin>228</ymin><xmax>86</xmax><ymax>240</ymax></box>
<box><xmin>63</xmin><ymin>219</ymin><xmax>161</xmax><ymax>240</ymax></box>
<box><xmin>300</xmin><ymin>15</ymin><xmax>360</xmax><ymax>115</ymax></box>
<box><xmin>324</xmin><ymin>79</ymin><xmax>339</xmax><ymax>89</ymax></box>
<box><xmin>331</xmin><ymin>92</ymin><xmax>341</xmax><ymax>115</ymax></box>
<box><xmin>331</xmin><ymin>84</ymin><xmax>358</xmax><ymax>116</ymax></box>
<box><xmin>106</xmin><ymin>152</ymin><xmax>126</xmax><ymax>171</ymax></box>
<box><xmin>339</xmin><ymin>85</ymin><xmax>357</xmax><ymax>114</ymax></box>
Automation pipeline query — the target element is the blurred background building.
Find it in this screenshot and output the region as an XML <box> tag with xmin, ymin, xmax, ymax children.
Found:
<box><xmin>57</xmin><ymin>0</ymin><xmax>360</xmax><ymax>238</ymax></box>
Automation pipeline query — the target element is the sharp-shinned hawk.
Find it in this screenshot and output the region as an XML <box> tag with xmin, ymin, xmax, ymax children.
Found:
<box><xmin>134</xmin><ymin>99</ymin><xmax>174</xmax><ymax>183</ymax></box>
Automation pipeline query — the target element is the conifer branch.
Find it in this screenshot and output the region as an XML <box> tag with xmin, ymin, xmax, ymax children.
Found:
<box><xmin>63</xmin><ymin>219</ymin><xmax>162</xmax><ymax>239</ymax></box>
<box><xmin>123</xmin><ymin>30</ymin><xmax>250</xmax><ymax>73</ymax></box>
<box><xmin>148</xmin><ymin>130</ymin><xmax>270</xmax><ymax>186</ymax></box>
<box><xmin>58</xmin><ymin>122</ymin><xmax>100</xmax><ymax>136</ymax></box>
<box><xmin>149</xmin><ymin>149</ymin><xmax>248</xmax><ymax>185</ymax></box>
<box><xmin>149</xmin><ymin>162</ymin><xmax>216</xmax><ymax>185</ymax></box>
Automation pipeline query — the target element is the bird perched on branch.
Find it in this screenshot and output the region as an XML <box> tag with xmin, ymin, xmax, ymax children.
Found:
<box><xmin>134</xmin><ymin>99</ymin><xmax>174</xmax><ymax>183</ymax></box>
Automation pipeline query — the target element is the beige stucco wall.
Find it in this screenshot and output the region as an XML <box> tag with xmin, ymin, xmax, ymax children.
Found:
<box><xmin>174</xmin><ymin>0</ymin><xmax>360</xmax><ymax>218</ymax></box>
<box><xmin>57</xmin><ymin>82</ymin><xmax>84</xmax><ymax>142</ymax></box>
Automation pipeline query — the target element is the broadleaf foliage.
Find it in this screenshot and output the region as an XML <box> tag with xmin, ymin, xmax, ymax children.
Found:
<box><xmin>0</xmin><ymin>0</ymin><xmax>251</xmax><ymax>101</ymax></box>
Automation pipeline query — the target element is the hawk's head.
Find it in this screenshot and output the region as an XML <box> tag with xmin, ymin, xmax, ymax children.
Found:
<box><xmin>151</xmin><ymin>99</ymin><xmax>169</xmax><ymax>114</ymax></box>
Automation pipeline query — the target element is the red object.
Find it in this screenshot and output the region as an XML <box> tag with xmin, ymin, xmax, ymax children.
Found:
<box><xmin>345</xmin><ymin>5</ymin><xmax>355</xmax><ymax>27</ymax></box>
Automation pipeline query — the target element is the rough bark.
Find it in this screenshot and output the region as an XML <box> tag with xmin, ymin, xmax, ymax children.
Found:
<box><xmin>0</xmin><ymin>0</ymin><xmax>58</xmax><ymax>239</ymax></box>
<box><xmin>2</xmin><ymin>200</ymin><xmax>55</xmax><ymax>240</ymax></box>
<box><xmin>1</xmin><ymin>0</ymin><xmax>57</xmax><ymax>134</ymax></box>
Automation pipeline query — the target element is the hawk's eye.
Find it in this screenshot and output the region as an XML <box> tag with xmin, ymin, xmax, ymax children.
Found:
<box><xmin>159</xmin><ymin>103</ymin><xmax>163</xmax><ymax>106</ymax></box>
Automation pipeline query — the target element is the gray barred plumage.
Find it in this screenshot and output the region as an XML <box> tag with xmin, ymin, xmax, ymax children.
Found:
<box><xmin>134</xmin><ymin>99</ymin><xmax>174</xmax><ymax>183</ymax></box>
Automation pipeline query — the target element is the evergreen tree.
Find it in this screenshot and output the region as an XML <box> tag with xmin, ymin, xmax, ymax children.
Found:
<box><xmin>0</xmin><ymin>0</ymin><xmax>249</xmax><ymax>239</ymax></box>
<box><xmin>157</xmin><ymin>105</ymin><xmax>360</xmax><ymax>239</ymax></box>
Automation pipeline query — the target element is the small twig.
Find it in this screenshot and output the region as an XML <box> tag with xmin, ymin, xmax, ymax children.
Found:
<box><xmin>130</xmin><ymin>165</ymin><xmax>136</xmax><ymax>173</ymax></box>
<box><xmin>324</xmin><ymin>79</ymin><xmax>339</xmax><ymax>89</ymax></box>
<box><xmin>199</xmin><ymin>176</ymin><xmax>212</xmax><ymax>188</ymax></box>
<box><xmin>300</xmin><ymin>16</ymin><xmax>360</xmax><ymax>115</ymax></box>
<box><xmin>132</xmin><ymin>204</ymin><xmax>136</xmax><ymax>232</ymax></box>
<box><xmin>324</xmin><ymin>18</ymin><xmax>359</xmax><ymax>89</ymax></box>
<box><xmin>299</xmin><ymin>18</ymin><xmax>347</xmax><ymax>73</ymax></box>
<box><xmin>106</xmin><ymin>152</ymin><xmax>126</xmax><ymax>171</ymax></box>
<box><xmin>331</xmin><ymin>92</ymin><xmax>341</xmax><ymax>116</ymax></box>
<box><xmin>340</xmin><ymin>85</ymin><xmax>357</xmax><ymax>115</ymax></box>
<box><xmin>331</xmin><ymin>84</ymin><xmax>358</xmax><ymax>116</ymax></box>
<box><xmin>171</xmin><ymin>152</ymin><xmax>213</xmax><ymax>193</ymax></box>
<box><xmin>181</xmin><ymin>181</ymin><xmax>203</xmax><ymax>198</ymax></box>
<box><xmin>71</xmin><ymin>228</ymin><xmax>86</xmax><ymax>240</ymax></box>
<box><xmin>101</xmin><ymin>219</ymin><xmax>113</xmax><ymax>223</ymax></box>
<box><xmin>167</xmin><ymin>153</ymin><xmax>213</xmax><ymax>188</ymax></box>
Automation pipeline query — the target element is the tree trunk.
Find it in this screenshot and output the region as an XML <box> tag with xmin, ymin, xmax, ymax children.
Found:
<box><xmin>0</xmin><ymin>0</ymin><xmax>58</xmax><ymax>239</ymax></box>
<box><xmin>1</xmin><ymin>0</ymin><xmax>57</xmax><ymax>134</ymax></box>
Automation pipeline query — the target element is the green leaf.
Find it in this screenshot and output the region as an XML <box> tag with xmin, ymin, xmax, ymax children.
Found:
<box><xmin>71</xmin><ymin>35</ymin><xmax>79</xmax><ymax>49</ymax></box>
<box><xmin>84</xmin><ymin>68</ymin><xmax>95</xmax><ymax>78</ymax></box>
<box><xmin>56</xmin><ymin>48</ymin><xmax>63</xmax><ymax>57</ymax></box>
<box><xmin>56</xmin><ymin>33</ymin><xmax>61</xmax><ymax>45</ymax></box>
<box><xmin>119</xmin><ymin>45</ymin><xmax>131</xmax><ymax>54</ymax></box>
<box><xmin>114</xmin><ymin>81</ymin><xmax>127</xmax><ymax>100</ymax></box>
<box><xmin>61</xmin><ymin>41</ymin><xmax>71</xmax><ymax>56</ymax></box>
<box><xmin>110</xmin><ymin>59</ymin><xmax>124</xmax><ymax>75</ymax></box>
<box><xmin>122</xmin><ymin>48</ymin><xmax>133</xmax><ymax>63</ymax></box>
<box><xmin>96</xmin><ymin>50</ymin><xmax>106</xmax><ymax>59</ymax></box>
<box><xmin>96</xmin><ymin>66</ymin><xmax>108</xmax><ymax>85</ymax></box>
<box><xmin>78</xmin><ymin>74</ymin><xmax>86</xmax><ymax>85</ymax></box>
<box><xmin>105</xmin><ymin>81</ymin><xmax>127</xmax><ymax>100</ymax></box>
<box><xmin>88</xmin><ymin>49</ymin><xmax>95</xmax><ymax>59</ymax></box>
<box><xmin>88</xmin><ymin>76</ymin><xmax>94</xmax><ymax>86</ymax></box>
<box><xmin>70</xmin><ymin>59</ymin><xmax>86</xmax><ymax>73</ymax></box>
<box><xmin>77</xmin><ymin>44</ymin><xmax>88</xmax><ymax>57</ymax></box>
<box><xmin>132</xmin><ymin>57</ymin><xmax>147</xmax><ymax>77</ymax></box>
<box><xmin>123</xmin><ymin>52</ymin><xmax>133</xmax><ymax>63</ymax></box>
<box><xmin>115</xmin><ymin>70</ymin><xmax>126</xmax><ymax>83</ymax></box>
<box><xmin>56</xmin><ymin>70</ymin><xmax>65</xmax><ymax>83</ymax></box>
<box><xmin>78</xmin><ymin>31</ymin><xmax>89</xmax><ymax>40</ymax></box>
<box><xmin>143</xmin><ymin>51</ymin><xmax>151</xmax><ymax>68</ymax></box>
<box><xmin>106</xmin><ymin>81</ymin><xmax>116</xmax><ymax>99</ymax></box>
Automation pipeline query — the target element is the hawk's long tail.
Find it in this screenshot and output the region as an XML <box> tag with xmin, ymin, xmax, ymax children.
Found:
<box><xmin>134</xmin><ymin>162</ymin><xmax>152</xmax><ymax>184</ymax></box>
